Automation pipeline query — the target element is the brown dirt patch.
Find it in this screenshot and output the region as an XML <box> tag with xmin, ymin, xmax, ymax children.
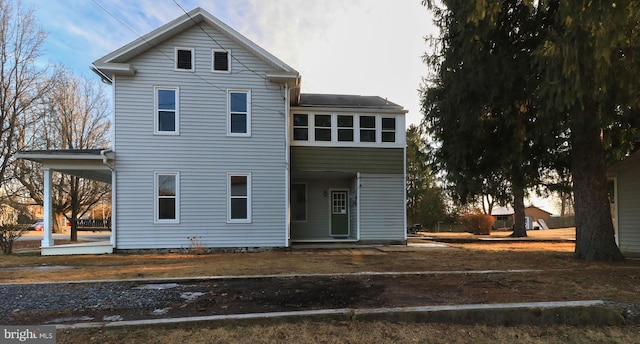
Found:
<box><xmin>3</xmin><ymin>229</ymin><xmax>640</xmax><ymax>327</ymax></box>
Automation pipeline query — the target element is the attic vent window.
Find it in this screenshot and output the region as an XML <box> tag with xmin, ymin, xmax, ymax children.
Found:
<box><xmin>213</xmin><ymin>49</ymin><xmax>230</xmax><ymax>72</ymax></box>
<box><xmin>175</xmin><ymin>48</ymin><xmax>194</xmax><ymax>70</ymax></box>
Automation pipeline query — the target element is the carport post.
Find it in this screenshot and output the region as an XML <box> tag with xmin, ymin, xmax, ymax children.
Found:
<box><xmin>42</xmin><ymin>168</ymin><xmax>53</xmax><ymax>247</ymax></box>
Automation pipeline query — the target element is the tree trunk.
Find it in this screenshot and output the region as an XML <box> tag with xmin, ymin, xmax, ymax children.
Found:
<box><xmin>510</xmin><ymin>187</ymin><xmax>527</xmax><ymax>237</ymax></box>
<box><xmin>571</xmin><ymin>116</ymin><xmax>624</xmax><ymax>260</ymax></box>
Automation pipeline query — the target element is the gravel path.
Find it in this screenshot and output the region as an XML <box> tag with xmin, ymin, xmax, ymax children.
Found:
<box><xmin>1</xmin><ymin>281</ymin><xmax>200</xmax><ymax>324</ymax></box>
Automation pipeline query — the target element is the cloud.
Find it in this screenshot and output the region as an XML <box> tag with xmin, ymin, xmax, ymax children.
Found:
<box><xmin>24</xmin><ymin>0</ymin><xmax>435</xmax><ymax>126</ymax></box>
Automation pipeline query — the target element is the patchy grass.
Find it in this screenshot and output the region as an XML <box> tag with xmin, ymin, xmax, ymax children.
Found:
<box><xmin>6</xmin><ymin>228</ymin><xmax>640</xmax><ymax>343</ymax></box>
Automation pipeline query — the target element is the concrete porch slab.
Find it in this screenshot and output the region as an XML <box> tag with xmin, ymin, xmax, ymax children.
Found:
<box><xmin>41</xmin><ymin>241</ymin><xmax>113</xmax><ymax>256</ymax></box>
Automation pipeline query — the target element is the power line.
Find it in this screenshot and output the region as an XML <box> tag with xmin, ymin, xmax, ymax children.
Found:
<box><xmin>171</xmin><ymin>0</ymin><xmax>270</xmax><ymax>81</ymax></box>
<box><xmin>90</xmin><ymin>0</ymin><xmax>286</xmax><ymax>115</ymax></box>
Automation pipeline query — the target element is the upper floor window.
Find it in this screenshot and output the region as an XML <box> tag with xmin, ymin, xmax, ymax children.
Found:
<box><xmin>382</xmin><ymin>117</ymin><xmax>396</xmax><ymax>142</ymax></box>
<box><xmin>314</xmin><ymin>115</ymin><xmax>331</xmax><ymax>141</ymax></box>
<box><xmin>228</xmin><ymin>173</ymin><xmax>251</xmax><ymax>223</ymax></box>
<box><xmin>155</xmin><ymin>172</ymin><xmax>179</xmax><ymax>223</ymax></box>
<box><xmin>337</xmin><ymin>115</ymin><xmax>354</xmax><ymax>142</ymax></box>
<box><xmin>228</xmin><ymin>90</ymin><xmax>251</xmax><ymax>136</ymax></box>
<box><xmin>155</xmin><ymin>87</ymin><xmax>179</xmax><ymax>134</ymax></box>
<box><xmin>293</xmin><ymin>114</ymin><xmax>308</xmax><ymax>141</ymax></box>
<box><xmin>360</xmin><ymin>116</ymin><xmax>376</xmax><ymax>142</ymax></box>
<box><xmin>175</xmin><ymin>48</ymin><xmax>194</xmax><ymax>71</ymax></box>
<box><xmin>292</xmin><ymin>113</ymin><xmax>400</xmax><ymax>145</ymax></box>
<box><xmin>213</xmin><ymin>49</ymin><xmax>230</xmax><ymax>72</ymax></box>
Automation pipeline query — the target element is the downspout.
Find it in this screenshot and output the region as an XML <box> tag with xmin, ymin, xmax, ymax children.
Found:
<box><xmin>285</xmin><ymin>79</ymin><xmax>301</xmax><ymax>247</ymax></box>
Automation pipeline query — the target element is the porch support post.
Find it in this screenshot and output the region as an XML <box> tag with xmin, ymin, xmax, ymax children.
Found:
<box><xmin>42</xmin><ymin>168</ymin><xmax>53</xmax><ymax>247</ymax></box>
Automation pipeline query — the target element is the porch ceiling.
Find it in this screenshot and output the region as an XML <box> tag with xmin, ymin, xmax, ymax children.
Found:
<box><xmin>16</xmin><ymin>149</ymin><xmax>114</xmax><ymax>184</ymax></box>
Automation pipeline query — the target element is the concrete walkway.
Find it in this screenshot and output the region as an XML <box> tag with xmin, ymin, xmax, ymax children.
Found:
<box><xmin>3</xmin><ymin>268</ymin><xmax>633</xmax><ymax>330</ymax></box>
<box><xmin>58</xmin><ymin>300</ymin><xmax>637</xmax><ymax>330</ymax></box>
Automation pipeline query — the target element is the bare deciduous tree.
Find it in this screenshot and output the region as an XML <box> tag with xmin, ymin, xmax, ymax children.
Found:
<box><xmin>0</xmin><ymin>0</ymin><xmax>49</xmax><ymax>194</ymax></box>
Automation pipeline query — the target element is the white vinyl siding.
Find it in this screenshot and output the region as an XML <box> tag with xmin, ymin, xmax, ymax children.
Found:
<box><xmin>359</xmin><ymin>174</ymin><xmax>405</xmax><ymax>240</ymax></box>
<box><xmin>112</xmin><ymin>24</ymin><xmax>287</xmax><ymax>249</ymax></box>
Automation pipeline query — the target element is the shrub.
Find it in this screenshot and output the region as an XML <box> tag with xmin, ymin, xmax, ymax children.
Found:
<box><xmin>460</xmin><ymin>214</ymin><xmax>495</xmax><ymax>235</ymax></box>
<box><xmin>0</xmin><ymin>223</ymin><xmax>29</xmax><ymax>254</ymax></box>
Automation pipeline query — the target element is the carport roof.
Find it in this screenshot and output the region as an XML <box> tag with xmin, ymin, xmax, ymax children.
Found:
<box><xmin>16</xmin><ymin>149</ymin><xmax>114</xmax><ymax>183</ymax></box>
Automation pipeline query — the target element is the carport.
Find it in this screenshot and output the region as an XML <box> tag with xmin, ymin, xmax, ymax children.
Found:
<box><xmin>16</xmin><ymin>149</ymin><xmax>115</xmax><ymax>255</ymax></box>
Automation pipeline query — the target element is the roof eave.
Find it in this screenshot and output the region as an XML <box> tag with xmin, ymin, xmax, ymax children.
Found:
<box><xmin>266</xmin><ymin>73</ymin><xmax>300</xmax><ymax>87</ymax></box>
<box><xmin>91</xmin><ymin>63</ymin><xmax>136</xmax><ymax>81</ymax></box>
<box><xmin>290</xmin><ymin>105</ymin><xmax>407</xmax><ymax>114</ymax></box>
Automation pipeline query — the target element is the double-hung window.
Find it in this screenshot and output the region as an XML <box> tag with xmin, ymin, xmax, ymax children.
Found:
<box><xmin>381</xmin><ymin>117</ymin><xmax>396</xmax><ymax>143</ymax></box>
<box><xmin>314</xmin><ymin>115</ymin><xmax>331</xmax><ymax>141</ymax></box>
<box><xmin>293</xmin><ymin>114</ymin><xmax>308</xmax><ymax>141</ymax></box>
<box><xmin>155</xmin><ymin>87</ymin><xmax>178</xmax><ymax>134</ymax></box>
<box><xmin>228</xmin><ymin>90</ymin><xmax>251</xmax><ymax>136</ymax></box>
<box><xmin>359</xmin><ymin>116</ymin><xmax>376</xmax><ymax>142</ymax></box>
<box><xmin>228</xmin><ymin>173</ymin><xmax>251</xmax><ymax>222</ymax></box>
<box><xmin>175</xmin><ymin>47</ymin><xmax>194</xmax><ymax>71</ymax></box>
<box><xmin>155</xmin><ymin>172</ymin><xmax>179</xmax><ymax>223</ymax></box>
<box><xmin>213</xmin><ymin>49</ymin><xmax>230</xmax><ymax>72</ymax></box>
<box><xmin>337</xmin><ymin>115</ymin><xmax>354</xmax><ymax>141</ymax></box>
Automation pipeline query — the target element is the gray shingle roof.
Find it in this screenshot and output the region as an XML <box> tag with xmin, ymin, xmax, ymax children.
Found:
<box><xmin>298</xmin><ymin>93</ymin><xmax>404</xmax><ymax>110</ymax></box>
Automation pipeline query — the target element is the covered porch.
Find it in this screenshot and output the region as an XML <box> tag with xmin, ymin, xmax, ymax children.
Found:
<box><xmin>16</xmin><ymin>149</ymin><xmax>115</xmax><ymax>255</ymax></box>
<box><xmin>290</xmin><ymin>171</ymin><xmax>360</xmax><ymax>243</ymax></box>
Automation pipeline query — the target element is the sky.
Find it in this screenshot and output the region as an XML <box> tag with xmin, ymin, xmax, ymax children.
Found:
<box><xmin>21</xmin><ymin>0</ymin><xmax>437</xmax><ymax>127</ymax></box>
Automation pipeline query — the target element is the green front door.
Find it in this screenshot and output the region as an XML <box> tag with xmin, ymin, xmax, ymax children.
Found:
<box><xmin>330</xmin><ymin>191</ymin><xmax>349</xmax><ymax>236</ymax></box>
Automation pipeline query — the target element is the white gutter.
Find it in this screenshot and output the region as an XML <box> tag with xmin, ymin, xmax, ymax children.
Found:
<box><xmin>100</xmin><ymin>149</ymin><xmax>115</xmax><ymax>171</ymax></box>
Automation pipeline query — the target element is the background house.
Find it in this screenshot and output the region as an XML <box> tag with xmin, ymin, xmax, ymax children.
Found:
<box><xmin>491</xmin><ymin>205</ymin><xmax>553</xmax><ymax>230</ymax></box>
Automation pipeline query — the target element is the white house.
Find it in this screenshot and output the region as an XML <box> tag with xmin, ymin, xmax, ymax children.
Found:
<box><xmin>18</xmin><ymin>8</ymin><xmax>407</xmax><ymax>255</ymax></box>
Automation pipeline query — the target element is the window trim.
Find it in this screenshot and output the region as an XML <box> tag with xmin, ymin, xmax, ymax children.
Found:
<box><xmin>227</xmin><ymin>90</ymin><xmax>251</xmax><ymax>137</ymax></box>
<box><xmin>337</xmin><ymin>115</ymin><xmax>354</xmax><ymax>142</ymax></box>
<box><xmin>154</xmin><ymin>171</ymin><xmax>180</xmax><ymax>224</ymax></box>
<box><xmin>289</xmin><ymin>113</ymin><xmax>403</xmax><ymax>146</ymax></box>
<box><xmin>381</xmin><ymin>117</ymin><xmax>397</xmax><ymax>143</ymax></box>
<box><xmin>359</xmin><ymin>115</ymin><xmax>377</xmax><ymax>143</ymax></box>
<box><xmin>212</xmin><ymin>49</ymin><xmax>231</xmax><ymax>73</ymax></box>
<box><xmin>227</xmin><ymin>172</ymin><xmax>252</xmax><ymax>223</ymax></box>
<box><xmin>314</xmin><ymin>114</ymin><xmax>332</xmax><ymax>142</ymax></box>
<box><xmin>174</xmin><ymin>47</ymin><xmax>194</xmax><ymax>71</ymax></box>
<box><xmin>291</xmin><ymin>183</ymin><xmax>307</xmax><ymax>222</ymax></box>
<box><xmin>154</xmin><ymin>86</ymin><xmax>179</xmax><ymax>135</ymax></box>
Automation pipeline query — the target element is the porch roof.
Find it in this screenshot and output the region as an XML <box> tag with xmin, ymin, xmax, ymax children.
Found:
<box><xmin>16</xmin><ymin>149</ymin><xmax>115</xmax><ymax>184</ymax></box>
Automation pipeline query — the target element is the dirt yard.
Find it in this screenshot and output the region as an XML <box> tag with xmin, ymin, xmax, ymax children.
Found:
<box><xmin>3</xmin><ymin>228</ymin><xmax>640</xmax><ymax>343</ymax></box>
